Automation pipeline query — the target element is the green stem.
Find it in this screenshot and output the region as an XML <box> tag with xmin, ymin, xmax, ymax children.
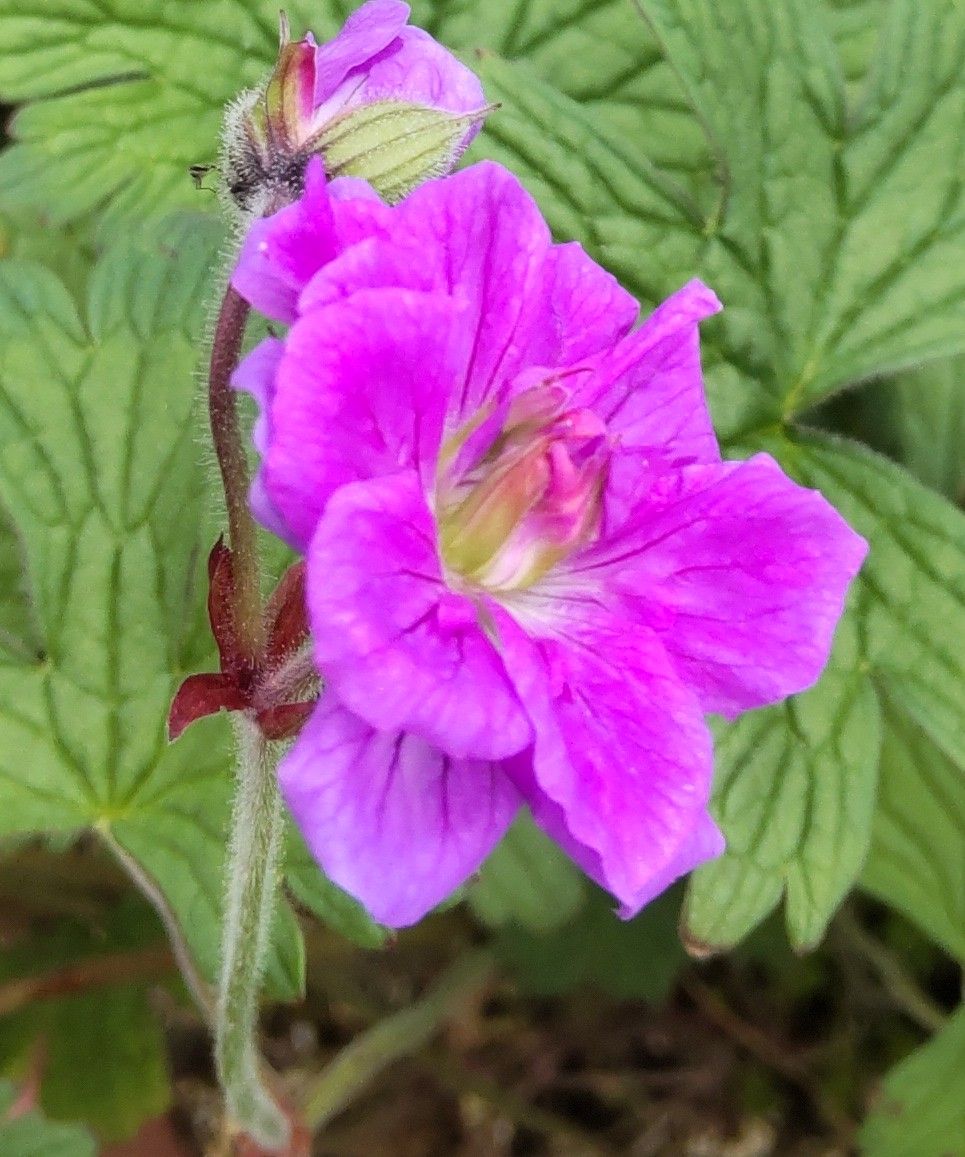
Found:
<box><xmin>836</xmin><ymin>911</ymin><xmax>949</xmax><ymax>1035</ymax></box>
<box><xmin>208</xmin><ymin>284</ymin><xmax>264</xmax><ymax>663</ymax></box>
<box><xmin>303</xmin><ymin>949</ymin><xmax>495</xmax><ymax>1131</ymax></box>
<box><xmin>216</xmin><ymin>714</ymin><xmax>290</xmax><ymax>1151</ymax></box>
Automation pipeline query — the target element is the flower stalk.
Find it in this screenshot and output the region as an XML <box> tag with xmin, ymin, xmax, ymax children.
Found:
<box><xmin>215</xmin><ymin>714</ymin><xmax>290</xmax><ymax>1151</ymax></box>
<box><xmin>207</xmin><ymin>282</ymin><xmax>291</xmax><ymax>1148</ymax></box>
<box><xmin>208</xmin><ymin>284</ymin><xmax>264</xmax><ymax>665</ymax></box>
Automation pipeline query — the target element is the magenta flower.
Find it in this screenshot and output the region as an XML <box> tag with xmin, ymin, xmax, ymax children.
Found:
<box><xmin>231</xmin><ymin>159</ymin><xmax>868</xmax><ymax>928</ymax></box>
<box><xmin>225</xmin><ymin>1</ymin><xmax>486</xmax><ymax>212</ymax></box>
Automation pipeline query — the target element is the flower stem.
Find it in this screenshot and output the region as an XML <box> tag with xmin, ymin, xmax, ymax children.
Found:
<box><xmin>208</xmin><ymin>284</ymin><xmax>265</xmax><ymax>663</ymax></box>
<box><xmin>216</xmin><ymin>714</ymin><xmax>290</xmax><ymax>1151</ymax></box>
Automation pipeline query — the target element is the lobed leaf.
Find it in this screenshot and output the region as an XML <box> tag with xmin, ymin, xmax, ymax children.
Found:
<box><xmin>0</xmin><ymin>228</ymin><xmax>306</xmax><ymax>998</ymax></box>
<box><xmin>788</xmin><ymin>432</ymin><xmax>965</xmax><ymax>770</ymax></box>
<box><xmin>683</xmin><ymin>617</ymin><xmax>881</xmax><ymax>952</ymax></box>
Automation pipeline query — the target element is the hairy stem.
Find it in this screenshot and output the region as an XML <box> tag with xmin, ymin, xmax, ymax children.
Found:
<box><xmin>216</xmin><ymin>714</ymin><xmax>290</xmax><ymax>1151</ymax></box>
<box><xmin>208</xmin><ymin>284</ymin><xmax>265</xmax><ymax>663</ymax></box>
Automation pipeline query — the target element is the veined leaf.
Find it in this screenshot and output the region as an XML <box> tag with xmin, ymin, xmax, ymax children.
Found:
<box><xmin>474</xmin><ymin>0</ymin><xmax>964</xmax><ymax>444</ymax></box>
<box><xmin>683</xmin><ymin>617</ymin><xmax>881</xmax><ymax>952</ymax></box>
<box><xmin>684</xmin><ymin>425</ymin><xmax>964</xmax><ymax>950</ymax></box>
<box><xmin>861</xmin><ymin>696</ymin><xmax>965</xmax><ymax>961</ymax></box>
<box><xmin>788</xmin><ymin>432</ymin><xmax>965</xmax><ymax>770</ymax></box>
<box><xmin>0</xmin><ymin>225</ymin><xmax>306</xmax><ymax>998</ymax></box>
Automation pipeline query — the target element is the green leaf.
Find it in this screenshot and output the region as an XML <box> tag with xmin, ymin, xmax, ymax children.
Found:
<box><xmin>0</xmin><ymin>0</ymin><xmax>711</xmax><ymax>233</ymax></box>
<box><xmin>0</xmin><ymin>900</ymin><xmax>169</xmax><ymax>1142</ymax></box>
<box><xmin>827</xmin><ymin>0</ymin><xmax>892</xmax><ymax>87</ymax></box>
<box><xmin>42</xmin><ymin>988</ymin><xmax>169</xmax><ymax>1141</ymax></box>
<box><xmin>497</xmin><ymin>886</ymin><xmax>685</xmax><ymax>1001</ymax></box>
<box><xmin>636</xmin><ymin>0</ymin><xmax>965</xmax><ymax>413</ymax></box>
<box><xmin>468</xmin><ymin>812</ymin><xmax>587</xmax><ymax>932</ymax></box>
<box><xmin>472</xmin><ymin>0</ymin><xmax>964</xmax><ymax>444</ymax></box>
<box><xmin>0</xmin><ymin>0</ymin><xmax>325</xmax><ymax>232</ymax></box>
<box><xmin>417</xmin><ymin>0</ymin><xmax>713</xmax><ymax>181</ymax></box>
<box><xmin>861</xmin><ymin>696</ymin><xmax>965</xmax><ymax>961</ymax></box>
<box><xmin>887</xmin><ymin>357</ymin><xmax>965</xmax><ymax>501</ymax></box>
<box><xmin>859</xmin><ymin>1006</ymin><xmax>965</xmax><ymax>1157</ymax></box>
<box><xmin>0</xmin><ymin>1081</ymin><xmax>96</xmax><ymax>1157</ymax></box>
<box><xmin>787</xmin><ymin>432</ymin><xmax>965</xmax><ymax>770</ymax></box>
<box><xmin>0</xmin><ymin>504</ymin><xmax>41</xmax><ymax>663</ymax></box>
<box><xmin>684</xmin><ymin>426</ymin><xmax>965</xmax><ymax>951</ymax></box>
<box><xmin>683</xmin><ymin>617</ymin><xmax>881</xmax><ymax>952</ymax></box>
<box><xmin>0</xmin><ymin>211</ymin><xmax>94</xmax><ymax>304</ymax></box>
<box><xmin>0</xmin><ymin>225</ymin><xmax>304</xmax><ymax>999</ymax></box>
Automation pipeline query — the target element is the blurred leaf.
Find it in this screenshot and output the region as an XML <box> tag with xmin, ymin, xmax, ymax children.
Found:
<box><xmin>861</xmin><ymin>697</ymin><xmax>965</xmax><ymax>961</ymax></box>
<box><xmin>468</xmin><ymin>812</ymin><xmax>587</xmax><ymax>933</ymax></box>
<box><xmin>0</xmin><ymin>900</ymin><xmax>169</xmax><ymax>1142</ymax></box>
<box><xmin>683</xmin><ymin>619</ymin><xmax>881</xmax><ymax>952</ymax></box>
<box><xmin>497</xmin><ymin>885</ymin><xmax>686</xmax><ymax>1001</ymax></box>
<box><xmin>0</xmin><ymin>1080</ymin><xmax>96</xmax><ymax>1157</ymax></box>
<box><xmin>0</xmin><ymin>211</ymin><xmax>94</xmax><ymax>302</ymax></box>
<box><xmin>42</xmin><ymin>987</ymin><xmax>169</xmax><ymax>1141</ymax></box>
<box><xmin>859</xmin><ymin>1005</ymin><xmax>965</xmax><ymax>1156</ymax></box>
<box><xmin>827</xmin><ymin>0</ymin><xmax>890</xmax><ymax>86</ymax></box>
<box><xmin>0</xmin><ymin>226</ymin><xmax>304</xmax><ymax>1000</ymax></box>
<box><xmin>888</xmin><ymin>357</ymin><xmax>965</xmax><ymax>502</ymax></box>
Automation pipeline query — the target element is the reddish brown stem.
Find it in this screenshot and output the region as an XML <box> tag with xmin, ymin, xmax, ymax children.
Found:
<box><xmin>0</xmin><ymin>947</ymin><xmax>174</xmax><ymax>1018</ymax></box>
<box><xmin>209</xmin><ymin>286</ymin><xmax>264</xmax><ymax>663</ymax></box>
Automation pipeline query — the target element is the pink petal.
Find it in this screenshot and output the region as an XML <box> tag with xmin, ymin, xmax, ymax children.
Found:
<box><xmin>231</xmin><ymin>158</ymin><xmax>391</xmax><ymax>325</ymax></box>
<box><xmin>576</xmin><ymin>453</ymin><xmax>869</xmax><ymax>716</ymax></box>
<box><xmin>279</xmin><ymin>696</ymin><xmax>521</xmax><ymax>927</ymax></box>
<box><xmin>307</xmin><ymin>471</ymin><xmax>533</xmax><ymax>761</ymax></box>
<box><xmin>232</xmin><ymin>336</ymin><xmax>283</xmax><ymax>460</ymax></box>
<box><xmin>297</xmin><ymin>235</ymin><xmax>442</xmax><ymax>314</ymax></box>
<box><xmin>261</xmin><ymin>288</ymin><xmax>467</xmax><ymax>549</ymax></box>
<box><xmin>313</xmin><ymin>0</ymin><xmax>411</xmax><ymax>106</ymax></box>
<box><xmin>496</xmin><ymin>607</ymin><xmax>718</xmax><ymax>917</ymax></box>
<box><xmin>348</xmin><ymin>25</ymin><xmax>487</xmax><ymax>121</ymax></box>
<box><xmin>231</xmin><ymin>159</ymin><xmax>337</xmax><ymax>324</ymax></box>
<box><xmin>575</xmin><ymin>279</ymin><xmax>722</xmax><ymax>466</ymax></box>
<box><xmin>394</xmin><ymin>162</ymin><xmax>553</xmax><ymax>427</ymax></box>
<box><xmin>540</xmin><ymin>241</ymin><xmax>639</xmax><ymax>363</ymax></box>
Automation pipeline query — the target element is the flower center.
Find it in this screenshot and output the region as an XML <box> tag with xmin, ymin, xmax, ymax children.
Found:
<box><xmin>438</xmin><ymin>383</ymin><xmax>609</xmax><ymax>592</ymax></box>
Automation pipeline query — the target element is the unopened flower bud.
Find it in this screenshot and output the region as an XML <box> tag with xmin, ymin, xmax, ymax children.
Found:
<box><xmin>219</xmin><ymin>1</ymin><xmax>489</xmax><ymax>216</ymax></box>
